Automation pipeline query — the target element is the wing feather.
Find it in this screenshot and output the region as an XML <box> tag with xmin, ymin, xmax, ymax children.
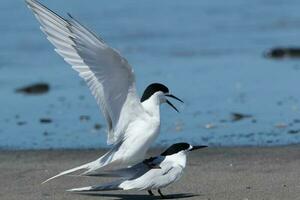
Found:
<box><xmin>26</xmin><ymin>0</ymin><xmax>143</xmax><ymax>144</ymax></box>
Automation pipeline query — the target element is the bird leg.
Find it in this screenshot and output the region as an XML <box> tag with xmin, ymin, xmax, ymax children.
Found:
<box><xmin>148</xmin><ymin>190</ymin><xmax>154</xmax><ymax>196</ymax></box>
<box><xmin>158</xmin><ymin>189</ymin><xmax>165</xmax><ymax>198</ymax></box>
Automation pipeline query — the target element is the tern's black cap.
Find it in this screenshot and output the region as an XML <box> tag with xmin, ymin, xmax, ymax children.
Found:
<box><xmin>141</xmin><ymin>83</ymin><xmax>169</xmax><ymax>102</ymax></box>
<box><xmin>160</xmin><ymin>143</ymin><xmax>190</xmax><ymax>156</ymax></box>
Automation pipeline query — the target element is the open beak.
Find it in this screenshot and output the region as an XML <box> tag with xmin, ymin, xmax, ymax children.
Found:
<box><xmin>165</xmin><ymin>94</ymin><xmax>184</xmax><ymax>113</ymax></box>
<box><xmin>165</xmin><ymin>94</ymin><xmax>184</xmax><ymax>103</ymax></box>
<box><xmin>190</xmin><ymin>145</ymin><xmax>208</xmax><ymax>151</ymax></box>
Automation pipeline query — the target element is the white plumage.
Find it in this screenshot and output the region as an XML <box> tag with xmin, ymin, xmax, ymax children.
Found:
<box><xmin>26</xmin><ymin>0</ymin><xmax>183</xmax><ymax>184</ymax></box>
<box><xmin>68</xmin><ymin>143</ymin><xmax>207</xmax><ymax>197</ymax></box>
<box><xmin>26</xmin><ymin>0</ymin><xmax>141</xmax><ymax>145</ymax></box>
<box><xmin>69</xmin><ymin>155</ymin><xmax>184</xmax><ymax>192</ymax></box>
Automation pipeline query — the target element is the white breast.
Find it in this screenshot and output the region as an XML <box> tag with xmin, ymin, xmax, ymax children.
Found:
<box><xmin>110</xmin><ymin>93</ymin><xmax>162</xmax><ymax>166</ymax></box>
<box><xmin>118</xmin><ymin>118</ymin><xmax>160</xmax><ymax>165</ymax></box>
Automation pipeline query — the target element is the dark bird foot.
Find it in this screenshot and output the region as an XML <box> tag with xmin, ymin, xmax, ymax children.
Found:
<box><xmin>158</xmin><ymin>189</ymin><xmax>165</xmax><ymax>199</ymax></box>
<box><xmin>148</xmin><ymin>190</ymin><xmax>154</xmax><ymax>196</ymax></box>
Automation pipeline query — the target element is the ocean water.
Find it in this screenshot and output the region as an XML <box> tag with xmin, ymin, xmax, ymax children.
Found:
<box><xmin>1</xmin><ymin>0</ymin><xmax>300</xmax><ymax>149</ymax></box>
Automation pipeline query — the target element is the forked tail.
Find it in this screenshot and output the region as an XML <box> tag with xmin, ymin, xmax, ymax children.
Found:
<box><xmin>67</xmin><ymin>181</ymin><xmax>122</xmax><ymax>192</ymax></box>
<box><xmin>42</xmin><ymin>163</ymin><xmax>90</xmax><ymax>184</ymax></box>
<box><xmin>42</xmin><ymin>150</ymin><xmax>114</xmax><ymax>184</ymax></box>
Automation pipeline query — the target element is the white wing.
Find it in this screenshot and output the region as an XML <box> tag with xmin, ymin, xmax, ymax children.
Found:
<box><xmin>120</xmin><ymin>166</ymin><xmax>182</xmax><ymax>190</ymax></box>
<box><xmin>26</xmin><ymin>0</ymin><xmax>144</xmax><ymax>144</ymax></box>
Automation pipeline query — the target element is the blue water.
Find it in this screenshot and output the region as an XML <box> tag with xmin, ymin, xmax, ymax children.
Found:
<box><xmin>1</xmin><ymin>0</ymin><xmax>300</xmax><ymax>149</ymax></box>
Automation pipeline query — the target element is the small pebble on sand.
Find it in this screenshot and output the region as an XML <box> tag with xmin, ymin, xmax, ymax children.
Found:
<box><xmin>16</xmin><ymin>83</ymin><xmax>50</xmax><ymax>95</ymax></box>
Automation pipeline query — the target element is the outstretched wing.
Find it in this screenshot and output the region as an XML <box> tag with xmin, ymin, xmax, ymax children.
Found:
<box><xmin>26</xmin><ymin>0</ymin><xmax>143</xmax><ymax>144</ymax></box>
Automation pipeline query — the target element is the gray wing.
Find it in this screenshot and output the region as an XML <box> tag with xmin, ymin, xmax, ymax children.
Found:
<box><xmin>86</xmin><ymin>156</ymin><xmax>164</xmax><ymax>178</ymax></box>
<box><xmin>26</xmin><ymin>0</ymin><xmax>144</xmax><ymax>145</ymax></box>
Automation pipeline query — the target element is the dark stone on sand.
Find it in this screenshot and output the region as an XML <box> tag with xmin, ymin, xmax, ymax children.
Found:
<box><xmin>94</xmin><ymin>123</ymin><xmax>102</xmax><ymax>130</ymax></box>
<box><xmin>244</xmin><ymin>133</ymin><xmax>254</xmax><ymax>138</ymax></box>
<box><xmin>293</xmin><ymin>119</ymin><xmax>300</xmax><ymax>124</ymax></box>
<box><xmin>17</xmin><ymin>121</ymin><xmax>27</xmax><ymax>126</ymax></box>
<box><xmin>288</xmin><ymin>129</ymin><xmax>300</xmax><ymax>134</ymax></box>
<box><xmin>43</xmin><ymin>131</ymin><xmax>49</xmax><ymax>136</ymax></box>
<box><xmin>16</xmin><ymin>83</ymin><xmax>49</xmax><ymax>95</ymax></box>
<box><xmin>231</xmin><ymin>112</ymin><xmax>252</xmax><ymax>122</ymax></box>
<box><xmin>265</xmin><ymin>47</ymin><xmax>300</xmax><ymax>59</ymax></box>
<box><xmin>80</xmin><ymin>115</ymin><xmax>90</xmax><ymax>121</ymax></box>
<box><xmin>40</xmin><ymin>118</ymin><xmax>52</xmax><ymax>124</ymax></box>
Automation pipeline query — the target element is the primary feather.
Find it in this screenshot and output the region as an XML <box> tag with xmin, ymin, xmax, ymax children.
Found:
<box><xmin>26</xmin><ymin>0</ymin><xmax>166</xmax><ymax>183</ymax></box>
<box><xmin>26</xmin><ymin>0</ymin><xmax>143</xmax><ymax>145</ymax></box>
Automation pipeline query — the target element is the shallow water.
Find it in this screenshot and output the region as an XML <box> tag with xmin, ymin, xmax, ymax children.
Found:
<box><xmin>1</xmin><ymin>0</ymin><xmax>300</xmax><ymax>149</ymax></box>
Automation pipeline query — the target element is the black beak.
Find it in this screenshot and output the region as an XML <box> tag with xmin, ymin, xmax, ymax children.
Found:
<box><xmin>165</xmin><ymin>94</ymin><xmax>184</xmax><ymax>113</ymax></box>
<box><xmin>166</xmin><ymin>100</ymin><xmax>179</xmax><ymax>112</ymax></box>
<box><xmin>165</xmin><ymin>94</ymin><xmax>184</xmax><ymax>103</ymax></box>
<box><xmin>190</xmin><ymin>145</ymin><xmax>208</xmax><ymax>151</ymax></box>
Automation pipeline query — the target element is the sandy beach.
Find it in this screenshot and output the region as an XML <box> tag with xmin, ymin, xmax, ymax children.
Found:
<box><xmin>1</xmin><ymin>146</ymin><xmax>300</xmax><ymax>200</ymax></box>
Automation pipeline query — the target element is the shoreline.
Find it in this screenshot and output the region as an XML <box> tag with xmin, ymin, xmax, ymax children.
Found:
<box><xmin>1</xmin><ymin>146</ymin><xmax>300</xmax><ymax>200</ymax></box>
<box><xmin>1</xmin><ymin>143</ymin><xmax>300</xmax><ymax>151</ymax></box>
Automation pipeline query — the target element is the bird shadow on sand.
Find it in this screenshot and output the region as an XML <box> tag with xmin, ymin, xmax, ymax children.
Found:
<box><xmin>74</xmin><ymin>192</ymin><xmax>199</xmax><ymax>200</ymax></box>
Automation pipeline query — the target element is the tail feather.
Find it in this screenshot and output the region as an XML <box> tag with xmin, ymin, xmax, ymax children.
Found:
<box><xmin>42</xmin><ymin>150</ymin><xmax>114</xmax><ymax>184</ymax></box>
<box><xmin>42</xmin><ymin>162</ymin><xmax>91</xmax><ymax>184</ymax></box>
<box><xmin>67</xmin><ymin>181</ymin><xmax>122</xmax><ymax>192</ymax></box>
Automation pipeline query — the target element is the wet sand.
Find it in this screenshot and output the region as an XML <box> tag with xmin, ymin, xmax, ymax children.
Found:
<box><xmin>1</xmin><ymin>146</ymin><xmax>300</xmax><ymax>200</ymax></box>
